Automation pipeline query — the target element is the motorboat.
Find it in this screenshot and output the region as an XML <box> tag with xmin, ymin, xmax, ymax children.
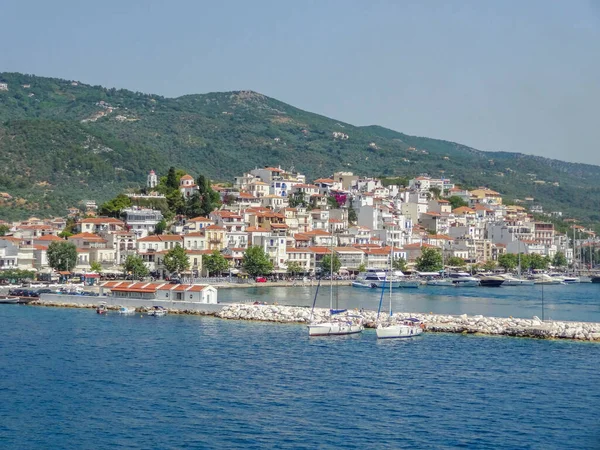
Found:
<box><xmin>354</xmin><ymin>270</ymin><xmax>419</xmax><ymax>289</ymax></box>
<box><xmin>376</xmin><ymin>318</ymin><xmax>424</xmax><ymax>339</ymax></box>
<box><xmin>96</xmin><ymin>302</ymin><xmax>108</xmax><ymax>314</ymax></box>
<box><xmin>117</xmin><ymin>306</ymin><xmax>136</xmax><ymax>315</ymax></box>
<box><xmin>426</xmin><ymin>277</ymin><xmax>454</xmax><ymax>287</ymax></box>
<box><xmin>498</xmin><ymin>274</ymin><xmax>534</xmax><ymax>286</ymax></box>
<box><xmin>449</xmin><ymin>272</ymin><xmax>480</xmax><ymax>287</ymax></box>
<box><xmin>148</xmin><ymin>306</ymin><xmax>167</xmax><ymax>317</ymax></box>
<box><xmin>475</xmin><ymin>274</ymin><xmax>505</xmax><ymax>287</ymax></box>
<box><xmin>532</xmin><ymin>274</ymin><xmax>565</xmax><ymax>285</ymax></box>
<box><xmin>0</xmin><ymin>296</ymin><xmax>20</xmax><ymax>304</ymax></box>
<box><xmin>548</xmin><ymin>273</ymin><xmax>580</xmax><ymax>284</ymax></box>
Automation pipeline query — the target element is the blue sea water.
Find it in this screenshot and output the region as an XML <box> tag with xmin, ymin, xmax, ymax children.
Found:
<box><xmin>1</xmin><ymin>302</ymin><xmax>600</xmax><ymax>449</ymax></box>
<box><xmin>220</xmin><ymin>283</ymin><xmax>600</xmax><ymax>323</ymax></box>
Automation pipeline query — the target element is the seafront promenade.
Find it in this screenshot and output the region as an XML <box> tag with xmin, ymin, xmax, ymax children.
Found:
<box><xmin>28</xmin><ymin>295</ymin><xmax>600</xmax><ymax>342</ymax></box>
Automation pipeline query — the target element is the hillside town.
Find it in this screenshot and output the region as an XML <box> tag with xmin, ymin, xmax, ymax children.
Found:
<box><xmin>0</xmin><ymin>166</ymin><xmax>597</xmax><ymax>280</ymax></box>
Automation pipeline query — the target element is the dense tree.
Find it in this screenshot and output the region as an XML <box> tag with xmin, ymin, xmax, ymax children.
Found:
<box><xmin>166</xmin><ymin>166</ymin><xmax>179</xmax><ymax>190</ymax></box>
<box><xmin>47</xmin><ymin>241</ymin><xmax>77</xmax><ymax>271</ymax></box>
<box><xmin>163</xmin><ymin>245</ymin><xmax>190</xmax><ymax>275</ymax></box>
<box><xmin>429</xmin><ymin>187</ymin><xmax>441</xmax><ymax>199</ymax></box>
<box><xmin>320</xmin><ymin>254</ymin><xmax>341</xmax><ymax>275</ymax></box>
<box><xmin>482</xmin><ymin>260</ymin><xmax>497</xmax><ymax>271</ymax></box>
<box><xmin>446</xmin><ymin>256</ymin><xmax>466</xmax><ymax>267</ymax></box>
<box><xmin>196</xmin><ymin>175</ymin><xmax>221</xmax><ymax>216</ymax></box>
<box><xmin>348</xmin><ymin>205</ymin><xmax>357</xmax><ymax>225</ymax></box>
<box><xmin>0</xmin><ymin>224</ymin><xmax>10</xmax><ymax>236</ymax></box>
<box><xmin>243</xmin><ymin>246</ymin><xmax>273</xmax><ymax>277</ymax></box>
<box><xmin>521</xmin><ymin>253</ymin><xmax>549</xmax><ymax>271</ymax></box>
<box><xmin>123</xmin><ymin>254</ymin><xmax>149</xmax><ymax>278</ymax></box>
<box><xmin>447</xmin><ymin>196</ymin><xmax>469</xmax><ymax>210</ymax></box>
<box><xmin>99</xmin><ymin>194</ymin><xmax>132</xmax><ymax>218</ymax></box>
<box><xmin>392</xmin><ymin>257</ymin><xmax>408</xmax><ymax>272</ymax></box>
<box><xmin>154</xmin><ymin>219</ymin><xmax>167</xmax><ymax>235</ymax></box>
<box><xmin>552</xmin><ymin>251</ymin><xmax>568</xmax><ymax>268</ymax></box>
<box><xmin>0</xmin><ymin>269</ymin><xmax>35</xmax><ymax>281</ymax></box>
<box><xmin>286</xmin><ymin>261</ymin><xmax>303</xmax><ymax>276</ymax></box>
<box><xmin>288</xmin><ymin>192</ymin><xmax>307</xmax><ymax>208</ymax></box>
<box><xmin>203</xmin><ymin>250</ymin><xmax>229</xmax><ymax>276</ymax></box>
<box><xmin>497</xmin><ymin>253</ymin><xmax>518</xmax><ymax>271</ymax></box>
<box><xmin>357</xmin><ymin>263</ymin><xmax>366</xmax><ymax>273</ymax></box>
<box><xmin>90</xmin><ymin>261</ymin><xmax>103</xmax><ymax>274</ymax></box>
<box><xmin>415</xmin><ymin>247</ymin><xmax>443</xmax><ymax>272</ymax></box>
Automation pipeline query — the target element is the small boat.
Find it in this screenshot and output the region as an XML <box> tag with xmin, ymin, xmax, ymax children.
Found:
<box><xmin>592</xmin><ymin>276</ymin><xmax>600</xmax><ymax>284</ymax></box>
<box><xmin>96</xmin><ymin>302</ymin><xmax>108</xmax><ymax>314</ymax></box>
<box><xmin>532</xmin><ymin>274</ymin><xmax>565</xmax><ymax>285</ymax></box>
<box><xmin>148</xmin><ymin>306</ymin><xmax>167</xmax><ymax>317</ymax></box>
<box><xmin>117</xmin><ymin>306</ymin><xmax>136</xmax><ymax>315</ymax></box>
<box><xmin>351</xmin><ymin>280</ymin><xmax>377</xmax><ymax>289</ymax></box>
<box><xmin>0</xmin><ymin>296</ymin><xmax>20</xmax><ymax>304</ymax></box>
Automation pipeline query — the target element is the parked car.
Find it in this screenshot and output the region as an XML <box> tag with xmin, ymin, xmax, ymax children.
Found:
<box><xmin>255</xmin><ymin>277</ymin><xmax>267</xmax><ymax>283</ymax></box>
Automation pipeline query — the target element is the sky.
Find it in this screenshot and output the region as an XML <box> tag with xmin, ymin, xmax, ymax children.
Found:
<box><xmin>2</xmin><ymin>0</ymin><xmax>600</xmax><ymax>165</ymax></box>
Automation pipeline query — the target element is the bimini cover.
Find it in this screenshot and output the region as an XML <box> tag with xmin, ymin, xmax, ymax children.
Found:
<box><xmin>404</xmin><ymin>318</ymin><xmax>420</xmax><ymax>322</ymax></box>
<box><xmin>330</xmin><ymin>309</ymin><xmax>348</xmax><ymax>315</ymax></box>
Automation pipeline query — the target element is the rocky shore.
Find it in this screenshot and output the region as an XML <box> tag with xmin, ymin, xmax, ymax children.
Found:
<box><xmin>28</xmin><ymin>300</ymin><xmax>600</xmax><ymax>341</ymax></box>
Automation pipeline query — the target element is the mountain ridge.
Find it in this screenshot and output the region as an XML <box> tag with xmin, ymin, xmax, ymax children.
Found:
<box><xmin>0</xmin><ymin>71</ymin><xmax>598</xmax><ymax>226</ymax></box>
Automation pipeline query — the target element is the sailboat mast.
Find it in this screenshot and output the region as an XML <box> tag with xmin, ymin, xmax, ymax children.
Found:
<box><xmin>330</xmin><ymin>224</ymin><xmax>333</xmax><ymax>311</ymax></box>
<box><xmin>389</xmin><ymin>225</ymin><xmax>393</xmax><ymax>316</ymax></box>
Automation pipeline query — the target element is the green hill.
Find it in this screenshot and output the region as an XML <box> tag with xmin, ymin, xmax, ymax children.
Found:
<box><xmin>1</xmin><ymin>71</ymin><xmax>599</xmax><ymax>227</ymax></box>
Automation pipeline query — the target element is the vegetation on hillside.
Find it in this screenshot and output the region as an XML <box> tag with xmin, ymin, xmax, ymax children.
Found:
<box><xmin>1</xmin><ymin>72</ymin><xmax>600</xmax><ymax>231</ymax></box>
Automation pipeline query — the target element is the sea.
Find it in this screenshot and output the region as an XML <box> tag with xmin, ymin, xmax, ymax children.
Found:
<box><xmin>1</xmin><ymin>284</ymin><xmax>600</xmax><ymax>449</ymax></box>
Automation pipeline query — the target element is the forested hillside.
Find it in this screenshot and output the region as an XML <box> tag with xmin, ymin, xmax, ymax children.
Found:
<box><xmin>1</xmin><ymin>72</ymin><xmax>599</xmax><ymax>225</ymax></box>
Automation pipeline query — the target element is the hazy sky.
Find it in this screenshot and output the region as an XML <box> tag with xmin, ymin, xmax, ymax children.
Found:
<box><xmin>2</xmin><ymin>0</ymin><xmax>600</xmax><ymax>165</ymax></box>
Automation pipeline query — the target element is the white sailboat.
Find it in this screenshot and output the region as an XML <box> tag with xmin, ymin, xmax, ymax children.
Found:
<box><xmin>307</xmin><ymin>231</ymin><xmax>364</xmax><ymax>337</ymax></box>
<box><xmin>376</xmin><ymin>235</ymin><xmax>423</xmax><ymax>339</ymax></box>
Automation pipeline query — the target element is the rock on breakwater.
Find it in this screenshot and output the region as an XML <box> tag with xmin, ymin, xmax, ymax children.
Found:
<box><xmin>26</xmin><ymin>299</ymin><xmax>600</xmax><ymax>341</ymax></box>
<box><xmin>217</xmin><ymin>304</ymin><xmax>600</xmax><ymax>341</ymax></box>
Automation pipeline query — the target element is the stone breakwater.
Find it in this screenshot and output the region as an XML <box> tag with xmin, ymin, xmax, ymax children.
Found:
<box><xmin>28</xmin><ymin>300</ymin><xmax>600</xmax><ymax>341</ymax></box>
<box><xmin>217</xmin><ymin>304</ymin><xmax>600</xmax><ymax>341</ymax></box>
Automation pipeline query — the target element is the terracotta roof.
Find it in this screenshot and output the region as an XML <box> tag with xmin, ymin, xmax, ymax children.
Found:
<box><xmin>79</xmin><ymin>217</ymin><xmax>124</xmax><ymax>225</ymax></box>
<box><xmin>246</xmin><ymin>227</ymin><xmax>269</xmax><ymax>233</ymax></box>
<box><xmin>205</xmin><ymin>225</ymin><xmax>225</xmax><ymax>230</ymax></box>
<box><xmin>452</xmin><ymin>207</ymin><xmax>475</xmax><ymax>214</ymax></box>
<box><xmin>263</xmin><ymin>167</ymin><xmax>284</xmax><ymax>172</ymax></box>
<box><xmin>36</xmin><ymin>235</ymin><xmax>63</xmax><ymax>241</ymax></box>
<box><xmin>180</xmin><ymin>174</ymin><xmax>194</xmax><ymax>181</ymax></box>
<box><xmin>188</xmin><ymin>216</ymin><xmax>214</xmax><ymax>222</ymax></box>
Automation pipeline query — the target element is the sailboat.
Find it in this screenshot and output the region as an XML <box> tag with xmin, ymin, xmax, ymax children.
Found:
<box><xmin>501</xmin><ymin>243</ymin><xmax>534</xmax><ymax>286</ymax></box>
<box><xmin>376</xmin><ymin>243</ymin><xmax>423</xmax><ymax>339</ymax></box>
<box><xmin>307</xmin><ymin>231</ymin><xmax>364</xmax><ymax>337</ymax></box>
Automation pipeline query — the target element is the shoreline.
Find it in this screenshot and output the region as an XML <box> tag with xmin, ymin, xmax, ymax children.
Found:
<box><xmin>26</xmin><ymin>299</ymin><xmax>600</xmax><ymax>342</ymax></box>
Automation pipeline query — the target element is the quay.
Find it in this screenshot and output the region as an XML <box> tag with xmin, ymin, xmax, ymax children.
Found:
<box><xmin>29</xmin><ymin>295</ymin><xmax>600</xmax><ymax>342</ymax></box>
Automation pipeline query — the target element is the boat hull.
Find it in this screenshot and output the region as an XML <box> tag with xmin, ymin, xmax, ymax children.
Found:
<box><xmin>376</xmin><ymin>325</ymin><xmax>423</xmax><ymax>339</ymax></box>
<box><xmin>0</xmin><ymin>296</ymin><xmax>20</xmax><ymax>304</ymax></box>
<box><xmin>479</xmin><ymin>280</ymin><xmax>505</xmax><ymax>287</ymax></box>
<box><xmin>307</xmin><ymin>322</ymin><xmax>364</xmax><ymax>336</ymax></box>
<box><xmin>426</xmin><ymin>279</ymin><xmax>454</xmax><ymax>287</ymax></box>
<box><xmin>453</xmin><ymin>280</ymin><xmax>480</xmax><ymax>287</ymax></box>
<box><xmin>501</xmin><ymin>279</ymin><xmax>534</xmax><ymax>286</ymax></box>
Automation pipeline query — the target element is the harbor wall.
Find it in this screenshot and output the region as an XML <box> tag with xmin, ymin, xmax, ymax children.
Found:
<box><xmin>38</xmin><ymin>294</ymin><xmax>224</xmax><ymax>314</ymax></box>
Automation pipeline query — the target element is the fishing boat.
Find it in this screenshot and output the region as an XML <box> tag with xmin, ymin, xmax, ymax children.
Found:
<box><xmin>375</xmin><ymin>277</ymin><xmax>423</xmax><ymax>339</ymax></box>
<box><xmin>307</xmin><ymin>233</ymin><xmax>364</xmax><ymax>337</ymax></box>
<box><xmin>96</xmin><ymin>302</ymin><xmax>108</xmax><ymax>314</ymax></box>
<box><xmin>0</xmin><ymin>296</ymin><xmax>20</xmax><ymax>304</ymax></box>
<box><xmin>148</xmin><ymin>306</ymin><xmax>167</xmax><ymax>317</ymax></box>
<box><xmin>117</xmin><ymin>305</ymin><xmax>136</xmax><ymax>315</ymax></box>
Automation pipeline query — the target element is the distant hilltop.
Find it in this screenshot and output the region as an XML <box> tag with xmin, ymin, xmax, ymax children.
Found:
<box><xmin>0</xmin><ymin>71</ymin><xmax>599</xmax><ymax>229</ymax></box>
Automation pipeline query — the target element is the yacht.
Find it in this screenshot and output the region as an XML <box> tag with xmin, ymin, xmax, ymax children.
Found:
<box><xmin>548</xmin><ymin>273</ymin><xmax>580</xmax><ymax>284</ymax></box>
<box><xmin>532</xmin><ymin>274</ymin><xmax>565</xmax><ymax>285</ymax></box>
<box><xmin>475</xmin><ymin>273</ymin><xmax>505</xmax><ymax>287</ymax></box>
<box><xmin>426</xmin><ymin>277</ymin><xmax>454</xmax><ymax>286</ymax></box>
<box><xmin>354</xmin><ymin>269</ymin><xmax>420</xmax><ymax>289</ymax></box>
<box><xmin>498</xmin><ymin>274</ymin><xmax>534</xmax><ymax>286</ymax></box>
<box><xmin>449</xmin><ymin>272</ymin><xmax>480</xmax><ymax>287</ymax></box>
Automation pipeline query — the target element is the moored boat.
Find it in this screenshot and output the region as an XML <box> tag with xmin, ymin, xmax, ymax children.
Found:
<box><xmin>376</xmin><ymin>318</ymin><xmax>424</xmax><ymax>339</ymax></box>
<box><xmin>476</xmin><ymin>274</ymin><xmax>505</xmax><ymax>287</ymax></box>
<box><xmin>148</xmin><ymin>306</ymin><xmax>167</xmax><ymax>317</ymax></box>
<box><xmin>426</xmin><ymin>277</ymin><xmax>454</xmax><ymax>287</ymax></box>
<box><xmin>117</xmin><ymin>306</ymin><xmax>136</xmax><ymax>315</ymax></box>
<box><xmin>449</xmin><ymin>272</ymin><xmax>480</xmax><ymax>287</ymax></box>
<box><xmin>96</xmin><ymin>302</ymin><xmax>108</xmax><ymax>314</ymax></box>
<box><xmin>498</xmin><ymin>274</ymin><xmax>534</xmax><ymax>286</ymax></box>
<box><xmin>0</xmin><ymin>296</ymin><xmax>20</xmax><ymax>304</ymax></box>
